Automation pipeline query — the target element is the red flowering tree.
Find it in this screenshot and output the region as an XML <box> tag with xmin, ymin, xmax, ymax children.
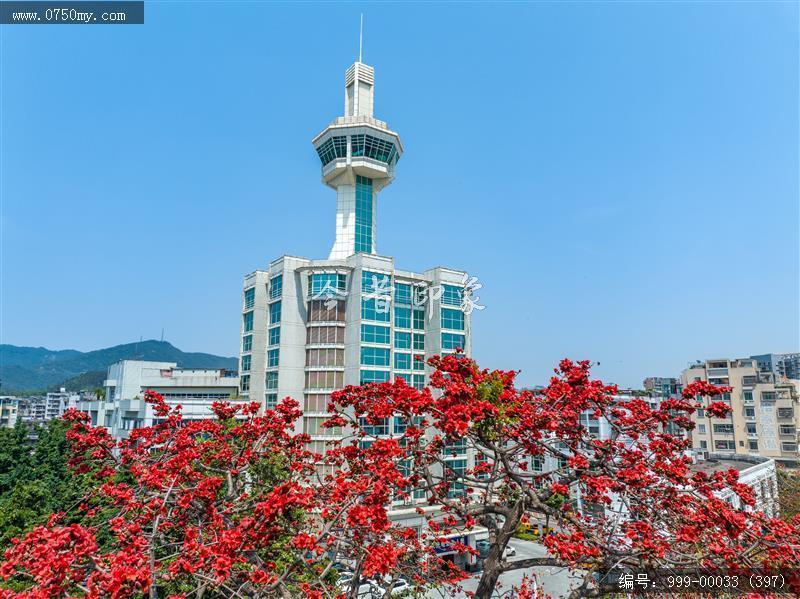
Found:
<box><xmin>2</xmin><ymin>356</ymin><xmax>799</xmax><ymax>599</ymax></box>
<box><xmin>322</xmin><ymin>354</ymin><xmax>800</xmax><ymax>598</ymax></box>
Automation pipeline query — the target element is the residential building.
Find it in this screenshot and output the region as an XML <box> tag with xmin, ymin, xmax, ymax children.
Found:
<box><xmin>16</xmin><ymin>390</ymin><xmax>80</xmax><ymax>424</ymax></box>
<box><xmin>79</xmin><ymin>360</ymin><xmax>240</xmax><ymax>439</ymax></box>
<box><xmin>751</xmin><ymin>353</ymin><xmax>800</xmax><ymax>382</ymax></box>
<box><xmin>643</xmin><ymin>377</ymin><xmax>680</xmax><ymax>398</ymax></box>
<box><xmin>682</xmin><ymin>358</ymin><xmax>799</xmax><ymax>465</ymax></box>
<box><xmin>0</xmin><ymin>397</ymin><xmax>19</xmax><ymax>428</ymax></box>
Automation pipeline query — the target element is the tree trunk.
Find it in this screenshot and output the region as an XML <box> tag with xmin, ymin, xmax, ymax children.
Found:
<box><xmin>474</xmin><ymin>501</ymin><xmax>524</xmax><ymax>599</ymax></box>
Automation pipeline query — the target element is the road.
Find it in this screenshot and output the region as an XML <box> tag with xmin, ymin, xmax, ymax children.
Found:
<box><xmin>426</xmin><ymin>538</ymin><xmax>583</xmax><ymax>598</ymax></box>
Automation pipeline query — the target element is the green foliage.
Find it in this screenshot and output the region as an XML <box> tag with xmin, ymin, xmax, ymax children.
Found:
<box><xmin>0</xmin><ymin>419</ymin><xmax>97</xmax><ymax>551</ymax></box>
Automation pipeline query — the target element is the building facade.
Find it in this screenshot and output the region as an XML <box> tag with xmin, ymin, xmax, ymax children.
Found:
<box><xmin>80</xmin><ymin>360</ymin><xmax>240</xmax><ymax>439</ymax></box>
<box><xmin>751</xmin><ymin>353</ymin><xmax>800</xmax><ymax>382</ymax></box>
<box><xmin>683</xmin><ymin>358</ymin><xmax>799</xmax><ymax>465</ymax></box>
<box><xmin>238</xmin><ymin>57</ymin><xmax>473</xmax><ymax>447</ymax></box>
<box><xmin>0</xmin><ymin>397</ymin><xmax>19</xmax><ymax>429</ymax></box>
<box><xmin>689</xmin><ymin>454</ymin><xmax>779</xmax><ymax>518</ymax></box>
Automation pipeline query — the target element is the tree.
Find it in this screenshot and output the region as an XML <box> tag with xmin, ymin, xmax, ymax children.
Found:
<box><xmin>1</xmin><ymin>356</ymin><xmax>799</xmax><ymax>598</ymax></box>
<box><xmin>0</xmin><ymin>419</ymin><xmax>92</xmax><ymax>550</ymax></box>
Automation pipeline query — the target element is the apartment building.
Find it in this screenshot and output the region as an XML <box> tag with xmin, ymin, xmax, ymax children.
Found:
<box><xmin>0</xmin><ymin>397</ymin><xmax>19</xmax><ymax>428</ymax></box>
<box><xmin>751</xmin><ymin>353</ymin><xmax>800</xmax><ymax>382</ymax></box>
<box><xmin>682</xmin><ymin>358</ymin><xmax>799</xmax><ymax>465</ymax></box>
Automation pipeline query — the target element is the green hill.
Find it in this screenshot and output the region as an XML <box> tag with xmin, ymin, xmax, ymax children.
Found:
<box><xmin>0</xmin><ymin>341</ymin><xmax>237</xmax><ymax>394</ymax></box>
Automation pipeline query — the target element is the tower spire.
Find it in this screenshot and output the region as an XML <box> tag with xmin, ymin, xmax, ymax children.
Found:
<box><xmin>359</xmin><ymin>13</ymin><xmax>363</xmax><ymax>63</ymax></box>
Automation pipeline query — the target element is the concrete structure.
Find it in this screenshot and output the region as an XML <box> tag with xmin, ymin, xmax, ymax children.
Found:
<box><xmin>683</xmin><ymin>358</ymin><xmax>799</xmax><ymax>465</ymax></box>
<box><xmin>690</xmin><ymin>454</ymin><xmax>779</xmax><ymax>517</ymax></box>
<box><xmin>239</xmin><ymin>56</ymin><xmax>473</xmax><ymax>449</ymax></box>
<box><xmin>237</xmin><ymin>53</ymin><xmax>477</xmax><ymax>570</ymax></box>
<box><xmin>751</xmin><ymin>353</ymin><xmax>800</xmax><ymax>382</ymax></box>
<box><xmin>0</xmin><ymin>397</ymin><xmax>19</xmax><ymax>428</ymax></box>
<box><xmin>80</xmin><ymin>360</ymin><xmax>240</xmax><ymax>439</ymax></box>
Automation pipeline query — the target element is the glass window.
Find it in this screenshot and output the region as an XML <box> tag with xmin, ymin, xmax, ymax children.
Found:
<box><xmin>270</xmin><ymin>274</ymin><xmax>283</xmax><ymax>299</ymax></box>
<box><xmin>269</xmin><ymin>326</ymin><xmax>281</xmax><ymax>346</ymax></box>
<box><xmin>307</xmin><ymin>326</ymin><xmax>344</xmax><ymax>344</ymax></box>
<box><xmin>242</xmin><ymin>335</ymin><xmax>252</xmax><ymax>352</ymax></box>
<box><xmin>743</xmin><ymin>391</ymin><xmax>754</xmax><ymax>402</ymax></box>
<box><xmin>305</xmin><ymin>371</ymin><xmax>344</xmax><ymax>389</ymax></box>
<box><xmin>360</xmin><ymin>417</ymin><xmax>389</xmax><ymax>437</ymax></box>
<box><xmin>748</xmin><ymin>440</ymin><xmax>758</xmax><ymax>451</ymax></box>
<box><xmin>441</xmin><ymin>308</ymin><xmax>464</xmax><ymax>331</ymax></box>
<box><xmin>413</xmin><ymin>333</ymin><xmax>425</xmax><ymax>351</ymax></box>
<box><xmin>269</xmin><ymin>301</ymin><xmax>282</xmax><ymax>325</ymax></box>
<box><xmin>244</xmin><ymin>287</ymin><xmax>255</xmax><ymax>310</ymax></box>
<box><xmin>305</xmin><ymin>394</ymin><xmax>331</xmax><ymax>413</ymax></box>
<box><xmin>304</xmin><ymin>416</ymin><xmax>342</xmax><ymax>437</ymax></box>
<box><xmin>309</xmin><ymin>299</ymin><xmax>346</xmax><ymax>322</ymax></box>
<box><xmin>394</xmin><ymin>282</ymin><xmax>412</xmax><ymax>305</ymax></box>
<box><xmin>362</xmin><ymin>271</ymin><xmax>391</xmax><ymax>295</ymax></box>
<box><xmin>243</xmin><ymin>311</ymin><xmax>254</xmax><ymax>333</ymax></box>
<box><xmin>413</xmin><ymin>354</ymin><xmax>425</xmax><ymax>371</ymax></box>
<box><xmin>441</xmin><ymin>285</ymin><xmax>463</xmax><ymax>307</ymax></box>
<box><xmin>265</xmin><ymin>394</ymin><xmax>277</xmax><ymax>410</ymax></box>
<box><xmin>394</xmin><ymin>352</ymin><xmax>412</xmax><ymax>370</ymax></box>
<box><xmin>266</xmin><ymin>371</ymin><xmax>278</xmax><ymax>391</ymax></box>
<box><xmin>413</xmin><ymin>309</ymin><xmax>425</xmax><ymax>330</ymax></box>
<box><xmin>351</xmin><ymin>134</ymin><xmax>365</xmax><ymax>157</ymax></box>
<box><xmin>361</xmin><ymin>324</ymin><xmax>390</xmax><ymax>344</ymax></box>
<box><xmin>267</xmin><ymin>348</ymin><xmax>279</xmax><ymax>368</ymax></box>
<box><xmin>446</xmin><ymin>458</ymin><xmax>467</xmax><ymax>498</ymax></box>
<box><xmin>306</xmin><ymin>348</ymin><xmax>344</xmax><ymax>367</ymax></box>
<box><xmin>355</xmin><ymin>176</ymin><xmax>374</xmax><ymax>253</ymax></box>
<box><xmin>309</xmin><ymin>273</ymin><xmax>347</xmax><ymax>298</ymax></box>
<box><xmin>394</xmin><ymin>306</ymin><xmax>411</xmax><ymax>328</ymax></box>
<box><xmin>240</xmin><ymin>374</ymin><xmax>250</xmax><ymax>393</ymax></box>
<box><xmin>413</xmin><ymin>374</ymin><xmax>425</xmax><ymax>390</ymax></box>
<box><xmin>781</xmin><ymin>442</ymin><xmax>798</xmax><ymax>452</ymax></box>
<box><xmin>361</xmin><ymin>346</ymin><xmax>390</xmax><ymax>367</ymax></box>
<box><xmin>746</xmin><ymin>423</ymin><xmax>757</xmax><ymax>434</ymax></box>
<box><xmin>745</xmin><ymin>407</ymin><xmax>756</xmax><ymax>418</ymax></box>
<box><xmin>316</xmin><ymin>138</ymin><xmax>336</xmax><ymax>165</ymax></box>
<box><xmin>441</xmin><ymin>332</ymin><xmax>465</xmax><ymax>351</ymax></box>
<box><xmin>394</xmin><ymin>331</ymin><xmax>411</xmax><ymax>349</ymax></box>
<box><xmin>241</xmin><ymin>355</ymin><xmax>251</xmax><ymax>372</ymax></box>
<box><xmin>362</xmin><ymin>134</ymin><xmax>395</xmax><ymax>163</ymax></box>
<box><xmin>361</xmin><ymin>370</ymin><xmax>391</xmax><ymax>384</ymax></box>
<box><xmin>762</xmin><ymin>391</ymin><xmax>777</xmax><ymax>401</ymax></box>
<box><xmin>713</xmin><ymin>424</ymin><xmax>734</xmax><ymax>434</ymax></box>
<box><xmin>362</xmin><ymin>298</ymin><xmax>390</xmax><ymax>322</ymax></box>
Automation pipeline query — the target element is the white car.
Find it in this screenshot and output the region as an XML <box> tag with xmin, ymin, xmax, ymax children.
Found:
<box><xmin>503</xmin><ymin>545</ymin><xmax>517</xmax><ymax>558</ymax></box>
<box><xmin>376</xmin><ymin>578</ymin><xmax>411</xmax><ymax>596</ymax></box>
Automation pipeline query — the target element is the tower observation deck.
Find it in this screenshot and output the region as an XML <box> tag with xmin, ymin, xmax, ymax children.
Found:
<box><xmin>312</xmin><ymin>61</ymin><xmax>404</xmax><ymax>260</ymax></box>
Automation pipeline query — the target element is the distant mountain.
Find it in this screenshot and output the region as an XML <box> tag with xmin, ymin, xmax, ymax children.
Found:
<box><xmin>0</xmin><ymin>340</ymin><xmax>238</xmax><ymax>394</ymax></box>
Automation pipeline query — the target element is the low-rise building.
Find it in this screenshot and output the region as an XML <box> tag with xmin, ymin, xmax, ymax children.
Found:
<box><xmin>682</xmin><ymin>358</ymin><xmax>799</xmax><ymax>465</ymax></box>
<box><xmin>690</xmin><ymin>453</ymin><xmax>779</xmax><ymax>517</ymax></box>
<box><xmin>79</xmin><ymin>360</ymin><xmax>240</xmax><ymax>439</ymax></box>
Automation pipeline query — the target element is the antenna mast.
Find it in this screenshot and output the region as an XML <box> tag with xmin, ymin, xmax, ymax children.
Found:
<box><xmin>359</xmin><ymin>13</ymin><xmax>363</xmax><ymax>62</ymax></box>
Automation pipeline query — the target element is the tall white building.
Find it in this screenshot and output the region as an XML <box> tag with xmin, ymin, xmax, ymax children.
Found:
<box><xmin>239</xmin><ymin>56</ymin><xmax>473</xmax><ymax>447</ymax></box>
<box><xmin>80</xmin><ymin>360</ymin><xmax>240</xmax><ymax>439</ymax></box>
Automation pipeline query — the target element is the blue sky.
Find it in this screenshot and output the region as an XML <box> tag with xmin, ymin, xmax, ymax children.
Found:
<box><xmin>2</xmin><ymin>1</ymin><xmax>798</xmax><ymax>388</ymax></box>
